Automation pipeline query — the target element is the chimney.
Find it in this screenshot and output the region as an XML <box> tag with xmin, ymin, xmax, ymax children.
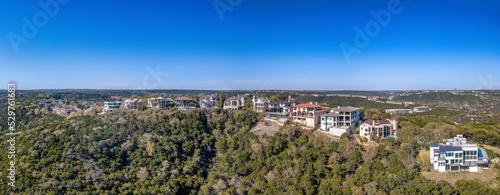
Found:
<box><xmin>338</xmin><ymin>106</ymin><xmax>340</xmax><ymax>109</ymax></box>
<box><xmin>309</xmin><ymin>101</ymin><xmax>313</xmax><ymax>105</ymax></box>
<box><xmin>315</xmin><ymin>102</ymin><xmax>318</xmax><ymax>105</ymax></box>
<box><xmin>372</xmin><ymin>120</ymin><xmax>375</xmax><ymax>126</ymax></box>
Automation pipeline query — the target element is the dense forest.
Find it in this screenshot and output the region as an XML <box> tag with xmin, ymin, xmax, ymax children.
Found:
<box><xmin>1</xmin><ymin>106</ymin><xmax>499</xmax><ymax>194</ymax></box>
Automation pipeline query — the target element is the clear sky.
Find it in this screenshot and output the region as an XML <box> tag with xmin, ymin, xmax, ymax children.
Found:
<box><xmin>1</xmin><ymin>0</ymin><xmax>499</xmax><ymax>90</ymax></box>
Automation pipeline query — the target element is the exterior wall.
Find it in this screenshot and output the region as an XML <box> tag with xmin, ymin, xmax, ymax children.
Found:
<box><xmin>328</xmin><ymin>126</ymin><xmax>351</xmax><ymax>137</ymax></box>
<box><xmin>148</xmin><ymin>98</ymin><xmax>171</xmax><ymax>109</ymax></box>
<box><xmin>200</xmin><ymin>95</ymin><xmax>219</xmax><ymax>108</ymax></box>
<box><xmin>253</xmin><ymin>97</ymin><xmax>268</xmax><ymax>112</ymax></box>
<box><xmin>359</xmin><ymin>122</ymin><xmax>395</xmax><ymax>142</ymax></box>
<box><xmin>103</xmin><ymin>101</ymin><xmax>122</xmax><ymax>112</ymax></box>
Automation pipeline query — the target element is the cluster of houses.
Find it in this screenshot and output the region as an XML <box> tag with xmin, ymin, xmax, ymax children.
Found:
<box><xmin>38</xmin><ymin>101</ymin><xmax>81</xmax><ymax>116</ymax></box>
<box><xmin>453</xmin><ymin>111</ymin><xmax>500</xmax><ymax>125</ymax></box>
<box><xmin>430</xmin><ymin>135</ymin><xmax>489</xmax><ymax>172</ymax></box>
<box><xmin>103</xmin><ymin>96</ymin><xmax>198</xmax><ymax>113</ymax></box>
<box><xmin>103</xmin><ymin>93</ymin><xmax>401</xmax><ymax>140</ymax></box>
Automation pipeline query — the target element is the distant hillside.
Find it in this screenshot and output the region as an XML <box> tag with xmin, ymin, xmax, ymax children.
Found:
<box><xmin>296</xmin><ymin>96</ymin><xmax>410</xmax><ymax>110</ymax></box>
<box><xmin>393</xmin><ymin>92</ymin><xmax>481</xmax><ymax>104</ymax></box>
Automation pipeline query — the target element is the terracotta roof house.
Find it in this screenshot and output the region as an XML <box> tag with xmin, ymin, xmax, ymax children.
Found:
<box><xmin>359</xmin><ymin>118</ymin><xmax>398</xmax><ymax>142</ymax></box>
<box><xmin>290</xmin><ymin>103</ymin><xmax>327</xmax><ymax>127</ymax></box>
<box><xmin>175</xmin><ymin>97</ymin><xmax>196</xmax><ymax>111</ymax></box>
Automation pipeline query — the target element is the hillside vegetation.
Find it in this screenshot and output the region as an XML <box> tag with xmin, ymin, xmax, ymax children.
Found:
<box><xmin>1</xmin><ymin>107</ymin><xmax>499</xmax><ymax>194</ymax></box>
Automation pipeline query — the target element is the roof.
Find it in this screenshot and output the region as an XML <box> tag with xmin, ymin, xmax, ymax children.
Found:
<box><xmin>225</xmin><ymin>97</ymin><xmax>238</xmax><ymax>101</ymax></box>
<box><xmin>315</xmin><ymin>110</ymin><xmax>327</xmax><ymax>113</ymax></box>
<box><xmin>321</xmin><ymin>112</ymin><xmax>340</xmax><ymax>117</ymax></box>
<box><xmin>175</xmin><ymin>97</ymin><xmax>193</xmax><ymax>101</ymax></box>
<box><xmin>124</xmin><ymin>98</ymin><xmax>140</xmax><ymax>103</ymax></box>
<box><xmin>321</xmin><ymin>106</ymin><xmax>331</xmax><ymax>110</ymax></box>
<box><xmin>439</xmin><ymin>145</ymin><xmax>463</xmax><ymax>152</ymax></box>
<box><xmin>364</xmin><ymin>119</ymin><xmax>392</xmax><ymax>126</ymax></box>
<box><xmin>270</xmin><ymin>101</ymin><xmax>290</xmax><ymax>104</ymax></box>
<box><xmin>430</xmin><ymin>143</ymin><xmax>439</xmax><ymax>147</ymax></box>
<box><xmin>150</xmin><ymin>97</ymin><xmax>172</xmax><ymax>101</ymax></box>
<box><xmin>294</xmin><ymin>104</ymin><xmax>321</xmax><ymax>108</ymax></box>
<box><xmin>331</xmin><ymin>106</ymin><xmax>360</xmax><ymax>112</ymax></box>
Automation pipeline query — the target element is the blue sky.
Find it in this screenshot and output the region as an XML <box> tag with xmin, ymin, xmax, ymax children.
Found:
<box><xmin>1</xmin><ymin>0</ymin><xmax>499</xmax><ymax>90</ymax></box>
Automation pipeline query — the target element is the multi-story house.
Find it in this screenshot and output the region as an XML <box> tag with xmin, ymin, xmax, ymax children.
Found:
<box><xmin>175</xmin><ymin>97</ymin><xmax>196</xmax><ymax>111</ymax></box>
<box><xmin>223</xmin><ymin>94</ymin><xmax>248</xmax><ymax>110</ymax></box>
<box><xmin>124</xmin><ymin>98</ymin><xmax>141</xmax><ymax>110</ymax></box>
<box><xmin>290</xmin><ymin>103</ymin><xmax>327</xmax><ymax>127</ymax></box>
<box><xmin>148</xmin><ymin>97</ymin><xmax>172</xmax><ymax>109</ymax></box>
<box><xmin>199</xmin><ymin>94</ymin><xmax>219</xmax><ymax>108</ymax></box>
<box><xmin>252</xmin><ymin>96</ymin><xmax>269</xmax><ymax>112</ymax></box>
<box><xmin>103</xmin><ymin>101</ymin><xmax>122</xmax><ymax>113</ymax></box>
<box><xmin>430</xmin><ymin>135</ymin><xmax>489</xmax><ymax>172</ymax></box>
<box><xmin>359</xmin><ymin>118</ymin><xmax>398</xmax><ymax>142</ymax></box>
<box><xmin>320</xmin><ymin>106</ymin><xmax>361</xmax><ymax>136</ymax></box>
<box><xmin>266</xmin><ymin>101</ymin><xmax>292</xmax><ymax>117</ymax></box>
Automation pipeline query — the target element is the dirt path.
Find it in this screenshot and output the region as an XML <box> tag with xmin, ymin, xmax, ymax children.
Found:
<box><xmin>421</xmin><ymin>169</ymin><xmax>498</xmax><ymax>187</ymax></box>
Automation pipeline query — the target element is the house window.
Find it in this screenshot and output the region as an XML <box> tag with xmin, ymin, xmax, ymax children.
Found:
<box><xmin>451</xmin><ymin>160</ymin><xmax>455</xmax><ymax>164</ymax></box>
<box><xmin>439</xmin><ymin>162</ymin><xmax>445</xmax><ymax>166</ymax></box>
<box><xmin>446</xmin><ymin>153</ymin><xmax>453</xmax><ymax>157</ymax></box>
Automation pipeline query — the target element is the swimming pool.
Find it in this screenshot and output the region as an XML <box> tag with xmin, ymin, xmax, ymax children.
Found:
<box><xmin>478</xmin><ymin>149</ymin><xmax>483</xmax><ymax>158</ymax></box>
<box><xmin>387</xmin><ymin>136</ymin><xmax>398</xmax><ymax>140</ymax></box>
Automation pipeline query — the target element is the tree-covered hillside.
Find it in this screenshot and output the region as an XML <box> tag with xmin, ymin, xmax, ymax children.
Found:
<box><xmin>1</xmin><ymin>108</ymin><xmax>499</xmax><ymax>194</ymax></box>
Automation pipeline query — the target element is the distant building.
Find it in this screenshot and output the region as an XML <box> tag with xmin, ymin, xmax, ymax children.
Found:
<box><xmin>253</xmin><ymin>96</ymin><xmax>269</xmax><ymax>112</ymax></box>
<box><xmin>290</xmin><ymin>103</ymin><xmax>327</xmax><ymax>127</ymax></box>
<box><xmin>413</xmin><ymin>106</ymin><xmax>431</xmax><ymax>112</ymax></box>
<box><xmin>175</xmin><ymin>97</ymin><xmax>196</xmax><ymax>111</ymax></box>
<box><xmin>110</xmin><ymin>96</ymin><xmax>122</xmax><ymax>100</ymax></box>
<box><xmin>81</xmin><ymin>101</ymin><xmax>95</xmax><ymax>106</ymax></box>
<box><xmin>148</xmin><ymin>97</ymin><xmax>173</xmax><ymax>109</ymax></box>
<box><xmin>430</xmin><ymin>135</ymin><xmax>489</xmax><ymax>172</ymax></box>
<box><xmin>199</xmin><ymin>94</ymin><xmax>219</xmax><ymax>108</ymax></box>
<box><xmin>320</xmin><ymin>106</ymin><xmax>360</xmax><ymax>136</ymax></box>
<box><xmin>385</xmin><ymin>109</ymin><xmax>414</xmax><ymax>114</ymax></box>
<box><xmin>103</xmin><ymin>101</ymin><xmax>122</xmax><ymax>113</ymax></box>
<box><xmin>223</xmin><ymin>95</ymin><xmax>248</xmax><ymax>110</ymax></box>
<box><xmin>287</xmin><ymin>96</ymin><xmax>297</xmax><ymax>106</ymax></box>
<box><xmin>359</xmin><ymin>118</ymin><xmax>398</xmax><ymax>142</ymax></box>
<box><xmin>38</xmin><ymin>101</ymin><xmax>60</xmax><ymax>111</ymax></box>
<box><xmin>124</xmin><ymin>98</ymin><xmax>142</xmax><ymax>110</ymax></box>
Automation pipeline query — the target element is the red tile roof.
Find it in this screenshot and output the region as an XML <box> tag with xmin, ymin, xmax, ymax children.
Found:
<box><xmin>364</xmin><ymin>119</ymin><xmax>392</xmax><ymax>126</ymax></box>
<box><xmin>294</xmin><ymin>104</ymin><xmax>321</xmax><ymax>108</ymax></box>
